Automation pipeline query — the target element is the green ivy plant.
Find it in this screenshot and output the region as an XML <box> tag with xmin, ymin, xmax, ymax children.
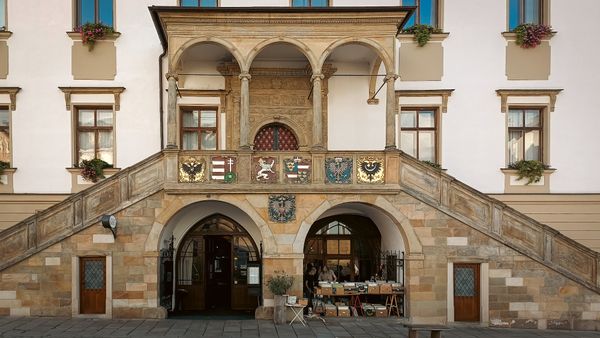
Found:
<box><xmin>513</xmin><ymin>23</ymin><xmax>553</xmax><ymax>49</ymax></box>
<box><xmin>402</xmin><ymin>24</ymin><xmax>443</xmax><ymax>47</ymax></box>
<box><xmin>421</xmin><ymin>160</ymin><xmax>442</xmax><ymax>170</ymax></box>
<box><xmin>508</xmin><ymin>160</ymin><xmax>549</xmax><ymax>185</ymax></box>
<box><xmin>78</xmin><ymin>158</ymin><xmax>112</xmax><ymax>183</ymax></box>
<box><xmin>267</xmin><ymin>271</ymin><xmax>294</xmax><ymax>296</ymax></box>
<box><xmin>0</xmin><ymin>161</ymin><xmax>9</xmax><ymax>180</ymax></box>
<box><xmin>77</xmin><ymin>23</ymin><xmax>114</xmax><ymax>51</ymax></box>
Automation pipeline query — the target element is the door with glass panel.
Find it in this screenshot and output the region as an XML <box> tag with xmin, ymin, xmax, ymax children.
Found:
<box><xmin>454</xmin><ymin>263</ymin><xmax>480</xmax><ymax>322</ymax></box>
<box><xmin>80</xmin><ymin>256</ymin><xmax>106</xmax><ymax>314</ymax></box>
<box><xmin>181</xmin><ymin>107</ymin><xmax>218</xmax><ymax>150</ymax></box>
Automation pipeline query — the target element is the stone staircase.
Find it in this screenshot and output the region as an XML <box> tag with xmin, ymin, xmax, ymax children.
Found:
<box><xmin>0</xmin><ymin>151</ymin><xmax>165</xmax><ymax>271</ymax></box>
<box><xmin>0</xmin><ymin>149</ymin><xmax>599</xmax><ymax>295</ymax></box>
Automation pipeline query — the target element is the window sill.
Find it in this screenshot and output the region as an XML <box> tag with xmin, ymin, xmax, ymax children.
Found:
<box><xmin>501</xmin><ymin>31</ymin><xmax>556</xmax><ymax>41</ymax></box>
<box><xmin>66</xmin><ymin>31</ymin><xmax>121</xmax><ymax>41</ymax></box>
<box><xmin>67</xmin><ymin>167</ymin><xmax>121</xmax><ymax>193</ymax></box>
<box><xmin>500</xmin><ymin>168</ymin><xmax>556</xmax><ymax>193</ymax></box>
<box><xmin>0</xmin><ymin>31</ymin><xmax>13</xmax><ymax>40</ymax></box>
<box><xmin>397</xmin><ymin>32</ymin><xmax>450</xmax><ymax>43</ymax></box>
<box><xmin>0</xmin><ymin>168</ymin><xmax>16</xmax><ymax>193</ymax></box>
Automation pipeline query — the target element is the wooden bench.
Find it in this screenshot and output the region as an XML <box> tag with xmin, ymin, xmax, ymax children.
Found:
<box><xmin>404</xmin><ymin>324</ymin><xmax>451</xmax><ymax>338</ymax></box>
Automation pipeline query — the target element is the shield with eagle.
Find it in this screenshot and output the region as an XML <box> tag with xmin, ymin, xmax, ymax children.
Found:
<box><xmin>357</xmin><ymin>157</ymin><xmax>385</xmax><ymax>183</ymax></box>
<box><xmin>268</xmin><ymin>194</ymin><xmax>296</xmax><ymax>223</ymax></box>
<box><xmin>179</xmin><ymin>156</ymin><xmax>206</xmax><ymax>183</ymax></box>
<box><xmin>325</xmin><ymin>157</ymin><xmax>353</xmax><ymax>184</ymax></box>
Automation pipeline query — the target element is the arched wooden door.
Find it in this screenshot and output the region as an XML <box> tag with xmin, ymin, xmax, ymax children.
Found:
<box><xmin>176</xmin><ymin>215</ymin><xmax>260</xmax><ymax>312</ymax></box>
<box><xmin>253</xmin><ymin>123</ymin><xmax>299</xmax><ymax>151</ymax></box>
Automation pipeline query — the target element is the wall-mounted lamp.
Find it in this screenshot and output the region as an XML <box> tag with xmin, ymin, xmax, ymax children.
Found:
<box><xmin>100</xmin><ymin>214</ymin><xmax>117</xmax><ymax>239</ymax></box>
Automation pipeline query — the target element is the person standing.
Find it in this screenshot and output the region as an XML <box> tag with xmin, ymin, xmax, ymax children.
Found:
<box><xmin>318</xmin><ymin>265</ymin><xmax>337</xmax><ymax>282</ymax></box>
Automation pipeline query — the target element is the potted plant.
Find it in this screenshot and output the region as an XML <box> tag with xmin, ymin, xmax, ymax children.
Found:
<box><xmin>513</xmin><ymin>23</ymin><xmax>553</xmax><ymax>48</ymax></box>
<box><xmin>421</xmin><ymin>160</ymin><xmax>442</xmax><ymax>170</ymax></box>
<box><xmin>79</xmin><ymin>158</ymin><xmax>112</xmax><ymax>183</ymax></box>
<box><xmin>77</xmin><ymin>23</ymin><xmax>114</xmax><ymax>51</ymax></box>
<box><xmin>267</xmin><ymin>271</ymin><xmax>294</xmax><ymax>324</ymax></box>
<box><xmin>508</xmin><ymin>160</ymin><xmax>549</xmax><ymax>185</ymax></box>
<box><xmin>401</xmin><ymin>24</ymin><xmax>443</xmax><ymax>47</ymax></box>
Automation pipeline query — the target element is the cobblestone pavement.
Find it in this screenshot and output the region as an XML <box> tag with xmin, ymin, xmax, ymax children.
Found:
<box><xmin>1</xmin><ymin>317</ymin><xmax>600</xmax><ymax>338</ymax></box>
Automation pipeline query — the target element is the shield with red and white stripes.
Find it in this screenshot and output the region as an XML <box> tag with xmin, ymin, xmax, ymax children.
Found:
<box><xmin>284</xmin><ymin>157</ymin><xmax>311</xmax><ymax>184</ymax></box>
<box><xmin>211</xmin><ymin>156</ymin><xmax>236</xmax><ymax>183</ymax></box>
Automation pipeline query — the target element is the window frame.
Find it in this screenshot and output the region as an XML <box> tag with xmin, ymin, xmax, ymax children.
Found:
<box><xmin>74</xmin><ymin>0</ymin><xmax>115</xmax><ymax>28</ymax></box>
<box><xmin>507</xmin><ymin>0</ymin><xmax>549</xmax><ymax>31</ymax></box>
<box><xmin>0</xmin><ymin>0</ymin><xmax>6</xmax><ymax>31</ymax></box>
<box><xmin>506</xmin><ymin>106</ymin><xmax>545</xmax><ymax>165</ymax></box>
<box><xmin>0</xmin><ymin>105</ymin><xmax>10</xmax><ymax>165</ymax></box>
<box><xmin>74</xmin><ymin>106</ymin><xmax>115</xmax><ymax>166</ymax></box>
<box><xmin>290</xmin><ymin>0</ymin><xmax>330</xmax><ymax>7</ymax></box>
<box><xmin>179</xmin><ymin>0</ymin><xmax>220</xmax><ymax>7</ymax></box>
<box><xmin>401</xmin><ymin>0</ymin><xmax>441</xmax><ymax>29</ymax></box>
<box><xmin>179</xmin><ymin>106</ymin><xmax>219</xmax><ymax>151</ymax></box>
<box><xmin>399</xmin><ymin>107</ymin><xmax>439</xmax><ymax>164</ymax></box>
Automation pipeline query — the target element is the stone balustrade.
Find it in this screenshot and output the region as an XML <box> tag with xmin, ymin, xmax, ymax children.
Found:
<box><xmin>1</xmin><ymin>148</ymin><xmax>599</xmax><ymax>297</ymax></box>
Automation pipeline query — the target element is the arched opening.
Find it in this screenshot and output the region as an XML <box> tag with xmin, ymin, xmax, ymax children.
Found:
<box><xmin>322</xmin><ymin>42</ymin><xmax>390</xmax><ymax>150</ymax></box>
<box><xmin>301</xmin><ymin>203</ymin><xmax>406</xmax><ymax>317</ymax></box>
<box><xmin>253</xmin><ymin>123</ymin><xmax>299</xmax><ymax>151</ymax></box>
<box><xmin>174</xmin><ymin>214</ymin><xmax>260</xmax><ymax>313</ymax></box>
<box><xmin>304</xmin><ymin>215</ymin><xmax>381</xmax><ymax>282</ymax></box>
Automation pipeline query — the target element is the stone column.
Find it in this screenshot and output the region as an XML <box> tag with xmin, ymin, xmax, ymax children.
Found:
<box><xmin>385</xmin><ymin>74</ymin><xmax>398</xmax><ymax>150</ymax></box>
<box><xmin>311</xmin><ymin>73</ymin><xmax>325</xmax><ymax>150</ymax></box>
<box><xmin>239</xmin><ymin>72</ymin><xmax>252</xmax><ymax>150</ymax></box>
<box><xmin>166</xmin><ymin>73</ymin><xmax>178</xmax><ymax>149</ymax></box>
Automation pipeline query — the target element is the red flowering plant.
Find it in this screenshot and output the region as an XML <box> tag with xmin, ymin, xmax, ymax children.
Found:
<box><xmin>78</xmin><ymin>158</ymin><xmax>112</xmax><ymax>183</ymax></box>
<box><xmin>77</xmin><ymin>23</ymin><xmax>114</xmax><ymax>51</ymax></box>
<box><xmin>514</xmin><ymin>24</ymin><xmax>553</xmax><ymax>48</ymax></box>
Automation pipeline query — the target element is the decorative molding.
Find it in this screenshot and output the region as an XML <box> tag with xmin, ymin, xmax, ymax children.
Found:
<box><xmin>178</xmin><ymin>89</ymin><xmax>228</xmax><ymax>97</ymax></box>
<box><xmin>58</xmin><ymin>87</ymin><xmax>126</xmax><ymax>111</ymax></box>
<box><xmin>0</xmin><ymin>87</ymin><xmax>21</xmax><ymax>110</ymax></box>
<box><xmin>0</xmin><ymin>31</ymin><xmax>13</xmax><ymax>39</ymax></box>
<box><xmin>495</xmin><ymin>89</ymin><xmax>563</xmax><ymax>113</ymax></box>
<box><xmin>396</xmin><ymin>89</ymin><xmax>455</xmax><ymax>113</ymax></box>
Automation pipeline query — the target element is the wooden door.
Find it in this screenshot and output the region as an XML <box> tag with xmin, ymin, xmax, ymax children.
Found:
<box><xmin>80</xmin><ymin>257</ymin><xmax>106</xmax><ymax>314</ymax></box>
<box><xmin>205</xmin><ymin>236</ymin><xmax>231</xmax><ymax>310</ymax></box>
<box><xmin>454</xmin><ymin>263</ymin><xmax>480</xmax><ymax>322</ymax></box>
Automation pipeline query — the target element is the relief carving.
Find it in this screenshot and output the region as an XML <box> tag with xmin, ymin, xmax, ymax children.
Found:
<box><xmin>449</xmin><ymin>188</ymin><xmax>491</xmax><ymax>227</ymax></box>
<box><xmin>36</xmin><ymin>205</ymin><xmax>73</xmax><ymax>246</ymax></box>
<box><xmin>552</xmin><ymin>237</ymin><xmax>595</xmax><ymax>282</ymax></box>
<box><xmin>501</xmin><ymin>213</ymin><xmax>544</xmax><ymax>256</ymax></box>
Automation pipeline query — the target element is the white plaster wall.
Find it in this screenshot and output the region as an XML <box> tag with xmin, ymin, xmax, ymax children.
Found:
<box><xmin>2</xmin><ymin>0</ymin><xmax>599</xmax><ymax>194</ymax></box>
<box><xmin>328</xmin><ymin>62</ymin><xmax>386</xmax><ymax>150</ymax></box>
<box><xmin>4</xmin><ymin>0</ymin><xmax>170</xmax><ymax>193</ymax></box>
<box><xmin>397</xmin><ymin>0</ymin><xmax>600</xmax><ymax>193</ymax></box>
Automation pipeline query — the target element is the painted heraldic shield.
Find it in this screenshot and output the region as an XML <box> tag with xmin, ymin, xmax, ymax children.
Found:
<box><xmin>284</xmin><ymin>157</ymin><xmax>311</xmax><ymax>184</ymax></box>
<box><xmin>211</xmin><ymin>156</ymin><xmax>236</xmax><ymax>183</ymax></box>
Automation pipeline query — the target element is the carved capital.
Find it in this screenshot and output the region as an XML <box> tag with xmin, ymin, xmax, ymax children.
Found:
<box><xmin>165</xmin><ymin>73</ymin><xmax>179</xmax><ymax>81</ymax></box>
<box><xmin>311</xmin><ymin>73</ymin><xmax>325</xmax><ymax>82</ymax></box>
<box><xmin>0</xmin><ymin>87</ymin><xmax>21</xmax><ymax>110</ymax></box>
<box><xmin>239</xmin><ymin>72</ymin><xmax>252</xmax><ymax>81</ymax></box>
<box><xmin>385</xmin><ymin>74</ymin><xmax>398</xmax><ymax>82</ymax></box>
